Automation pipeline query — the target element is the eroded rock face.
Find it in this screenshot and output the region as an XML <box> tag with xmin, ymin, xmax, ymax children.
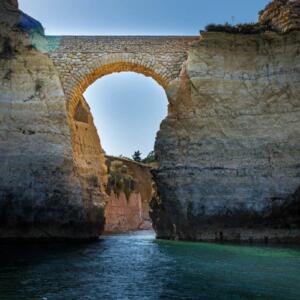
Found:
<box><xmin>104</xmin><ymin>156</ymin><xmax>153</xmax><ymax>233</ymax></box>
<box><xmin>0</xmin><ymin>4</ymin><xmax>106</xmax><ymax>239</ymax></box>
<box><xmin>67</xmin><ymin>94</ymin><xmax>108</xmax><ymax>234</ymax></box>
<box><xmin>151</xmin><ymin>30</ymin><xmax>300</xmax><ymax>243</ymax></box>
<box><xmin>259</xmin><ymin>0</ymin><xmax>300</xmax><ymax>33</ymax></box>
<box><xmin>1</xmin><ymin>0</ymin><xmax>300</xmax><ymax>243</ymax></box>
<box><xmin>6</xmin><ymin>0</ymin><xmax>18</xmax><ymax>9</ymax></box>
<box><xmin>105</xmin><ymin>192</ymin><xmax>149</xmax><ymax>233</ymax></box>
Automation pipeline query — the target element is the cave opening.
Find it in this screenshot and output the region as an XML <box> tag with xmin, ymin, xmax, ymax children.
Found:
<box><xmin>72</xmin><ymin>70</ymin><xmax>168</xmax><ymax>234</ymax></box>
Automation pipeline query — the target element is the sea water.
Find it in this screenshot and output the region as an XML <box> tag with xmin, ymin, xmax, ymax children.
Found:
<box><xmin>0</xmin><ymin>231</ymin><xmax>300</xmax><ymax>300</ymax></box>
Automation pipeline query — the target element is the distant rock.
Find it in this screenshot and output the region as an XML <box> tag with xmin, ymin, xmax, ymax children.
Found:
<box><xmin>104</xmin><ymin>156</ymin><xmax>154</xmax><ymax>233</ymax></box>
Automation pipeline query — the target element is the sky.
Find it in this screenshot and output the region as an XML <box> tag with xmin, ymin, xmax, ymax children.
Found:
<box><xmin>19</xmin><ymin>0</ymin><xmax>269</xmax><ymax>36</ymax></box>
<box><xmin>19</xmin><ymin>0</ymin><xmax>269</xmax><ymax>158</ymax></box>
<box><xmin>84</xmin><ymin>73</ymin><xmax>168</xmax><ymax>158</ymax></box>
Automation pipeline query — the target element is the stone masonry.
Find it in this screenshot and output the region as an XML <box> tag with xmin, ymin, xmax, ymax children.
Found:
<box><xmin>46</xmin><ymin>36</ymin><xmax>198</xmax><ymax>106</ymax></box>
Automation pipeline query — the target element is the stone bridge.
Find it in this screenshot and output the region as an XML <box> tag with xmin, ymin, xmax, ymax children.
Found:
<box><xmin>46</xmin><ymin>36</ymin><xmax>198</xmax><ymax>107</ymax></box>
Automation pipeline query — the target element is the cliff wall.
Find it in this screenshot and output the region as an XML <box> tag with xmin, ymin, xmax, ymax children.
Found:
<box><xmin>151</xmin><ymin>28</ymin><xmax>300</xmax><ymax>242</ymax></box>
<box><xmin>104</xmin><ymin>156</ymin><xmax>153</xmax><ymax>233</ymax></box>
<box><xmin>1</xmin><ymin>0</ymin><xmax>300</xmax><ymax>243</ymax></box>
<box><xmin>0</xmin><ymin>2</ymin><xmax>107</xmax><ymax>239</ymax></box>
<box><xmin>259</xmin><ymin>0</ymin><xmax>300</xmax><ymax>33</ymax></box>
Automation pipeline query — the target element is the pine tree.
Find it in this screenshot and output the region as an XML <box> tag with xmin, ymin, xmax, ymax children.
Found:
<box><xmin>132</xmin><ymin>150</ymin><xmax>142</xmax><ymax>162</ymax></box>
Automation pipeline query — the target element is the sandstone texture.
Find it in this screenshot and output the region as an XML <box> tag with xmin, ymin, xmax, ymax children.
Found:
<box><xmin>259</xmin><ymin>0</ymin><xmax>300</xmax><ymax>33</ymax></box>
<box><xmin>0</xmin><ymin>1</ymin><xmax>107</xmax><ymax>240</ymax></box>
<box><xmin>104</xmin><ymin>192</ymin><xmax>150</xmax><ymax>233</ymax></box>
<box><xmin>104</xmin><ymin>156</ymin><xmax>153</xmax><ymax>233</ymax></box>
<box><xmin>151</xmin><ymin>3</ymin><xmax>300</xmax><ymax>242</ymax></box>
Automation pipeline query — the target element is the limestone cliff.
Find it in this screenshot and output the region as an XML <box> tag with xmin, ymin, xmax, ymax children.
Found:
<box><xmin>151</xmin><ymin>2</ymin><xmax>300</xmax><ymax>243</ymax></box>
<box><xmin>259</xmin><ymin>0</ymin><xmax>300</xmax><ymax>33</ymax></box>
<box><xmin>104</xmin><ymin>156</ymin><xmax>153</xmax><ymax>233</ymax></box>
<box><xmin>1</xmin><ymin>0</ymin><xmax>300</xmax><ymax>243</ymax></box>
<box><xmin>0</xmin><ymin>1</ymin><xmax>107</xmax><ymax>239</ymax></box>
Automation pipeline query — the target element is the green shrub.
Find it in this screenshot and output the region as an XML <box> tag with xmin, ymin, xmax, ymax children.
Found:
<box><xmin>142</xmin><ymin>150</ymin><xmax>157</xmax><ymax>164</ymax></box>
<box><xmin>204</xmin><ymin>22</ymin><xmax>276</xmax><ymax>35</ymax></box>
<box><xmin>106</xmin><ymin>161</ymin><xmax>135</xmax><ymax>201</ymax></box>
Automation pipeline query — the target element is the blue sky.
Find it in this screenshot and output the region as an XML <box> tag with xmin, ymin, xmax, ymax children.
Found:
<box><xmin>19</xmin><ymin>0</ymin><xmax>269</xmax><ymax>158</ymax></box>
<box><xmin>84</xmin><ymin>73</ymin><xmax>168</xmax><ymax>158</ymax></box>
<box><xmin>19</xmin><ymin>1</ymin><xmax>269</xmax><ymax>36</ymax></box>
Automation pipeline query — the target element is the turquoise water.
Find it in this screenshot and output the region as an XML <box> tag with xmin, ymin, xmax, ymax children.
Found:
<box><xmin>0</xmin><ymin>231</ymin><xmax>300</xmax><ymax>300</ymax></box>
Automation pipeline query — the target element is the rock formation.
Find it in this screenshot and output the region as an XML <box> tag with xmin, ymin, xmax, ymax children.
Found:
<box><xmin>259</xmin><ymin>0</ymin><xmax>300</xmax><ymax>33</ymax></box>
<box><xmin>0</xmin><ymin>1</ymin><xmax>107</xmax><ymax>240</ymax></box>
<box><xmin>151</xmin><ymin>1</ymin><xmax>300</xmax><ymax>243</ymax></box>
<box><xmin>104</xmin><ymin>156</ymin><xmax>153</xmax><ymax>233</ymax></box>
<box><xmin>1</xmin><ymin>0</ymin><xmax>300</xmax><ymax>243</ymax></box>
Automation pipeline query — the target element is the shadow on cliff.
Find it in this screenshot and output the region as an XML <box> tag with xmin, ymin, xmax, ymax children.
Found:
<box><xmin>269</xmin><ymin>186</ymin><xmax>300</xmax><ymax>228</ymax></box>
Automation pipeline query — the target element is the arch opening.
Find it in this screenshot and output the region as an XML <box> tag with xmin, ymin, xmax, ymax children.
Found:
<box><xmin>66</xmin><ymin>61</ymin><xmax>169</xmax><ymax>235</ymax></box>
<box><xmin>66</xmin><ymin>60</ymin><xmax>170</xmax><ymax>113</ymax></box>
<box><xmin>84</xmin><ymin>72</ymin><xmax>168</xmax><ymax>158</ymax></box>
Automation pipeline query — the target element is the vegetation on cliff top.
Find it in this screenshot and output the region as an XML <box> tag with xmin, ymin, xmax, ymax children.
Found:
<box><xmin>132</xmin><ymin>150</ymin><xmax>156</xmax><ymax>164</ymax></box>
<box><xmin>106</xmin><ymin>161</ymin><xmax>135</xmax><ymax>201</ymax></box>
<box><xmin>204</xmin><ymin>22</ymin><xmax>276</xmax><ymax>35</ymax></box>
<box><xmin>141</xmin><ymin>151</ymin><xmax>156</xmax><ymax>164</ymax></box>
<box><xmin>120</xmin><ymin>150</ymin><xmax>157</xmax><ymax>165</ymax></box>
<box><xmin>132</xmin><ymin>150</ymin><xmax>142</xmax><ymax>162</ymax></box>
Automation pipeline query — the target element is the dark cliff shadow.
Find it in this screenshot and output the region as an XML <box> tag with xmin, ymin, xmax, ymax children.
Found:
<box><xmin>0</xmin><ymin>239</ymin><xmax>104</xmax><ymax>269</ymax></box>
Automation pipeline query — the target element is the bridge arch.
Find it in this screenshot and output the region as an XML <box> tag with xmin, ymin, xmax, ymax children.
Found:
<box><xmin>47</xmin><ymin>35</ymin><xmax>197</xmax><ymax>222</ymax></box>
<box><xmin>66</xmin><ymin>53</ymin><xmax>170</xmax><ymax>113</ymax></box>
<box><xmin>64</xmin><ymin>52</ymin><xmax>172</xmax><ymax>214</ymax></box>
<box><xmin>48</xmin><ymin>35</ymin><xmax>198</xmax><ymax>110</ymax></box>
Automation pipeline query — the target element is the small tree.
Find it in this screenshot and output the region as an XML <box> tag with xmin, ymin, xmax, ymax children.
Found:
<box><xmin>142</xmin><ymin>150</ymin><xmax>156</xmax><ymax>164</ymax></box>
<box><xmin>132</xmin><ymin>150</ymin><xmax>142</xmax><ymax>162</ymax></box>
